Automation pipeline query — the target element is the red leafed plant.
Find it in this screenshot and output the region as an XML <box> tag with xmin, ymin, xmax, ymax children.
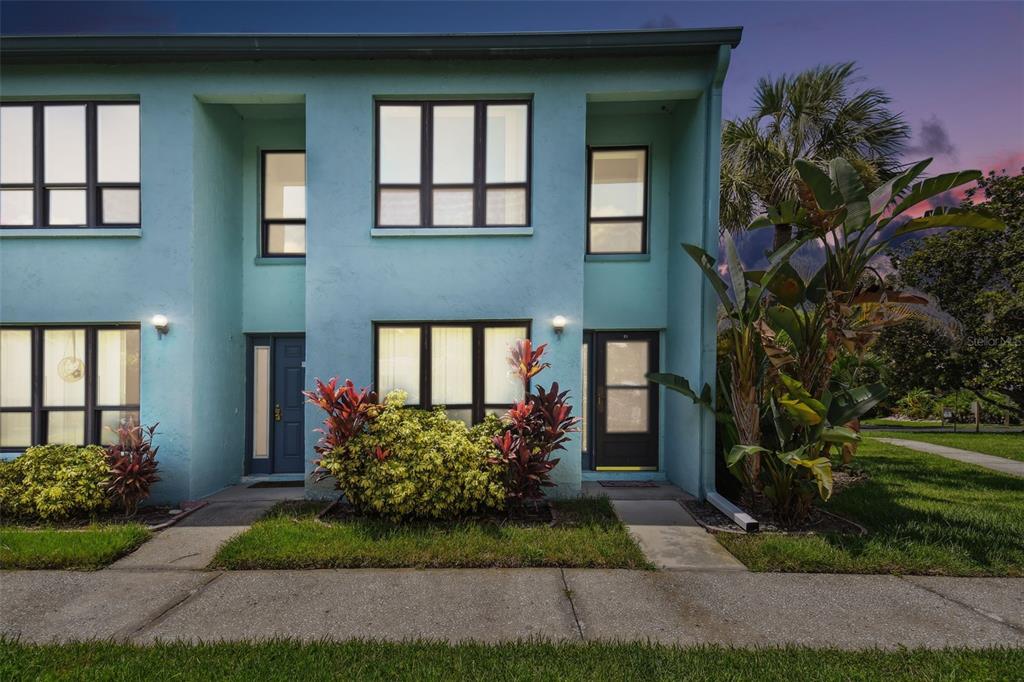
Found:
<box><xmin>105</xmin><ymin>419</ymin><xmax>161</xmax><ymax>516</ymax></box>
<box><xmin>302</xmin><ymin>378</ymin><xmax>380</xmax><ymax>478</ymax></box>
<box><xmin>492</xmin><ymin>339</ymin><xmax>579</xmax><ymax>507</ymax></box>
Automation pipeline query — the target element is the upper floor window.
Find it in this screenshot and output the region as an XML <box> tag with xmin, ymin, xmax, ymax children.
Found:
<box><xmin>375</xmin><ymin>101</ymin><xmax>530</xmax><ymax>228</ymax></box>
<box><xmin>374</xmin><ymin>321</ymin><xmax>528</xmax><ymax>425</ymax></box>
<box><xmin>262</xmin><ymin>151</ymin><xmax>306</xmax><ymax>256</ymax></box>
<box><xmin>0</xmin><ymin>326</ymin><xmax>140</xmax><ymax>450</ymax></box>
<box><xmin>587</xmin><ymin>147</ymin><xmax>648</xmax><ymax>254</ymax></box>
<box><xmin>0</xmin><ymin>102</ymin><xmax>140</xmax><ymax>228</ymax></box>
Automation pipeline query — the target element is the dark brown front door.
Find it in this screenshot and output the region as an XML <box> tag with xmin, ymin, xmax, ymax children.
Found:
<box><xmin>592</xmin><ymin>331</ymin><xmax>659</xmax><ymax>470</ymax></box>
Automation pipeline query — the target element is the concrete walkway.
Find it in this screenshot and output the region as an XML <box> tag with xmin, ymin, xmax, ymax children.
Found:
<box><xmin>110</xmin><ymin>484</ymin><xmax>303</xmax><ymax>570</ymax></box>
<box><xmin>2</xmin><ymin>568</ymin><xmax>1021</xmax><ymax>648</ymax></box>
<box><xmin>875</xmin><ymin>437</ymin><xmax>1024</xmax><ymax>478</ymax></box>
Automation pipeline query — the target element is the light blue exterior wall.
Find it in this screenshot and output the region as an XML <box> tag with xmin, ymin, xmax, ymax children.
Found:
<box><xmin>0</xmin><ymin>51</ymin><xmax>727</xmax><ymax>502</ymax></box>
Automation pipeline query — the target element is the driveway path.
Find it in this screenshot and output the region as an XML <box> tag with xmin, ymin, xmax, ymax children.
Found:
<box><xmin>875</xmin><ymin>437</ymin><xmax>1024</xmax><ymax>478</ymax></box>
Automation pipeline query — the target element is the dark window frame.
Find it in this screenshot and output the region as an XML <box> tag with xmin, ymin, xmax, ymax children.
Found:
<box><xmin>0</xmin><ymin>101</ymin><xmax>141</xmax><ymax>229</ymax></box>
<box><xmin>586</xmin><ymin>145</ymin><xmax>650</xmax><ymax>255</ymax></box>
<box><xmin>0</xmin><ymin>324</ymin><xmax>141</xmax><ymax>452</ymax></box>
<box><xmin>373</xmin><ymin>320</ymin><xmax>532</xmax><ymax>424</ymax></box>
<box><xmin>260</xmin><ymin>149</ymin><xmax>307</xmax><ymax>257</ymax></box>
<box><xmin>374</xmin><ymin>99</ymin><xmax>532</xmax><ymax>229</ymax></box>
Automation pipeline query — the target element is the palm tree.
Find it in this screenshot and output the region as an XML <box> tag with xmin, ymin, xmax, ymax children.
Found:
<box><xmin>721</xmin><ymin>63</ymin><xmax>910</xmax><ymax>248</ymax></box>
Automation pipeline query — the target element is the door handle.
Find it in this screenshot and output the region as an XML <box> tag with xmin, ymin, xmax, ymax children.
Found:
<box><xmin>274</xmin><ymin>404</ymin><xmax>282</xmax><ymax>422</ymax></box>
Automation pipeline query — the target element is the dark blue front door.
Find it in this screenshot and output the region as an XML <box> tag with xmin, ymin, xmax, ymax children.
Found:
<box><xmin>272</xmin><ymin>337</ymin><xmax>306</xmax><ymax>474</ymax></box>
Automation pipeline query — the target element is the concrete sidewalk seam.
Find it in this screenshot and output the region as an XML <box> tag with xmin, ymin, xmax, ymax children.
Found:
<box><xmin>899</xmin><ymin>575</ymin><xmax>1024</xmax><ymax>636</ymax></box>
<box><xmin>559</xmin><ymin>568</ymin><xmax>585</xmax><ymax>641</ymax></box>
<box><xmin>119</xmin><ymin>571</ymin><xmax>224</xmax><ymax>643</ymax></box>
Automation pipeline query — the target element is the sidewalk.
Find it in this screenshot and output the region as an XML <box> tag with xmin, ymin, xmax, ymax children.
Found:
<box><xmin>2</xmin><ymin>567</ymin><xmax>1021</xmax><ymax>648</ymax></box>
<box><xmin>875</xmin><ymin>437</ymin><xmax>1024</xmax><ymax>478</ymax></box>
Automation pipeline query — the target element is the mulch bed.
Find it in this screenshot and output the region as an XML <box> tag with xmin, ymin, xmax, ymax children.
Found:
<box><xmin>314</xmin><ymin>499</ymin><xmax>559</xmax><ymax>527</ymax></box>
<box><xmin>683</xmin><ymin>469</ymin><xmax>869</xmax><ymax>536</ymax></box>
<box><xmin>2</xmin><ymin>500</ymin><xmax>207</xmax><ymax>531</ymax></box>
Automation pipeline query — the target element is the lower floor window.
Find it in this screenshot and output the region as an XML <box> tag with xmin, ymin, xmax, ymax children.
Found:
<box><xmin>375</xmin><ymin>321</ymin><xmax>529</xmax><ymax>424</ymax></box>
<box><xmin>0</xmin><ymin>325</ymin><xmax>140</xmax><ymax>449</ymax></box>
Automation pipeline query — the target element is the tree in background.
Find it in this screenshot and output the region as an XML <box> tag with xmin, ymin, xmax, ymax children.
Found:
<box><xmin>894</xmin><ymin>169</ymin><xmax>1024</xmax><ymax>418</ymax></box>
<box><xmin>720</xmin><ymin>63</ymin><xmax>909</xmax><ymax>248</ymax></box>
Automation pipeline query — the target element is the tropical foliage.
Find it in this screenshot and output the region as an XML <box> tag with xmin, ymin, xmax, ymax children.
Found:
<box><xmin>104</xmin><ymin>420</ymin><xmax>162</xmax><ymax>516</ymax></box>
<box><xmin>0</xmin><ymin>444</ymin><xmax>110</xmax><ymax>519</ymax></box>
<box><xmin>653</xmin><ymin>155</ymin><xmax>1006</xmax><ymax>525</ymax></box>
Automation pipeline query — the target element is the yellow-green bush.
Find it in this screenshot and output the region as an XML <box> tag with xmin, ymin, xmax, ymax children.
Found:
<box><xmin>317</xmin><ymin>391</ymin><xmax>506</xmax><ymax>520</ymax></box>
<box><xmin>0</xmin><ymin>444</ymin><xmax>110</xmax><ymax>519</ymax></box>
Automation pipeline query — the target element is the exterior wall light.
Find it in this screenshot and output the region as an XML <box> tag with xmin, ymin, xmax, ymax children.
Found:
<box><xmin>552</xmin><ymin>315</ymin><xmax>567</xmax><ymax>338</ymax></box>
<box><xmin>151</xmin><ymin>314</ymin><xmax>169</xmax><ymax>338</ymax></box>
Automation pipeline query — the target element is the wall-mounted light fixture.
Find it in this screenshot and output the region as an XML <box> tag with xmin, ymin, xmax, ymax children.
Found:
<box><xmin>151</xmin><ymin>314</ymin><xmax>169</xmax><ymax>338</ymax></box>
<box><xmin>552</xmin><ymin>315</ymin><xmax>567</xmax><ymax>338</ymax></box>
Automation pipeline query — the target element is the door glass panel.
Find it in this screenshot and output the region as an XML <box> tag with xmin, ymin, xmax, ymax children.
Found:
<box><xmin>378</xmin><ymin>188</ymin><xmax>420</xmax><ymax>226</ymax></box>
<box><xmin>379</xmin><ymin>105</ymin><xmax>421</xmax><ymax>183</ymax></box>
<box><xmin>589</xmin><ymin>221</ymin><xmax>644</xmax><ymax>254</ymax></box>
<box><xmin>100</xmin><ymin>410</ymin><xmax>140</xmax><ymax>445</ymax></box>
<box><xmin>590</xmin><ymin>149</ymin><xmax>645</xmax><ymax>218</ymax></box>
<box><xmin>97</xmin><ymin>104</ymin><xmax>140</xmax><ymax>183</ymax></box>
<box><xmin>432</xmin><ymin>105</ymin><xmax>474</xmax><ymax>184</ymax></box>
<box><xmin>43</xmin><ymin>329</ymin><xmax>86</xmax><ymax>407</ymax></box>
<box><xmin>378</xmin><ymin>327</ymin><xmax>421</xmax><ymax>404</ymax></box>
<box><xmin>1</xmin><ymin>329</ymin><xmax>32</xmax><ymax>407</ymax></box>
<box><xmin>46</xmin><ymin>410</ymin><xmax>85</xmax><ymax>444</ymax></box>
<box><xmin>48</xmin><ymin>189</ymin><xmax>86</xmax><ymax>225</ymax></box>
<box><xmin>605</xmin><ymin>340</ymin><xmax>649</xmax><ymax>386</ymax></box>
<box><xmin>101</xmin><ymin>188</ymin><xmax>140</xmax><ymax>224</ymax></box>
<box><xmin>252</xmin><ymin>345</ymin><xmax>270</xmax><ymax>459</ymax></box>
<box><xmin>486</xmin><ymin>104</ymin><xmax>527</xmax><ymax>183</ymax></box>
<box><xmin>264</xmin><ymin>152</ymin><xmax>306</xmax><ymax>219</ymax></box>
<box><xmin>486</xmin><ymin>188</ymin><xmax>526</xmax><ymax>225</ymax></box>
<box><xmin>1</xmin><ymin>189</ymin><xmax>34</xmax><ymax>225</ymax></box>
<box><xmin>1</xmin><ymin>106</ymin><xmax>33</xmax><ymax>183</ymax></box>
<box><xmin>44</xmin><ymin>105</ymin><xmax>86</xmax><ymax>183</ymax></box>
<box><xmin>431</xmin><ymin>327</ymin><xmax>472</xmax><ymax>405</ymax></box>
<box><xmin>606</xmin><ymin>388</ymin><xmax>648</xmax><ymax>433</ymax></box>
<box><xmin>483</xmin><ymin>326</ymin><xmax>526</xmax><ymax>404</ymax></box>
<box><xmin>432</xmin><ymin>188</ymin><xmax>473</xmax><ymax>226</ymax></box>
<box><xmin>96</xmin><ymin>329</ymin><xmax>140</xmax><ymax>405</ymax></box>
<box><xmin>0</xmin><ymin>412</ymin><xmax>31</xmax><ymax>448</ymax></box>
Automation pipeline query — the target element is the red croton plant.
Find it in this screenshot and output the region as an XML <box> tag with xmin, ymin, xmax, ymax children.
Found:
<box><xmin>105</xmin><ymin>420</ymin><xmax>161</xmax><ymax>516</ymax></box>
<box><xmin>491</xmin><ymin>339</ymin><xmax>580</xmax><ymax>506</ymax></box>
<box><xmin>302</xmin><ymin>378</ymin><xmax>381</xmax><ymax>479</ymax></box>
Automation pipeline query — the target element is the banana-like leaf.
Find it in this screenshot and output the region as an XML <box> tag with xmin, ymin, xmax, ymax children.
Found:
<box><xmin>724</xmin><ymin>231</ymin><xmax>747</xmax><ymax>312</ymax></box>
<box><xmin>868</xmin><ymin>158</ymin><xmax>932</xmax><ymax>214</ymax></box>
<box><xmin>779</xmin><ymin>373</ymin><xmax>827</xmax><ymax>418</ymax></box>
<box><xmin>769</xmin><ymin>396</ymin><xmax>794</xmax><ymax>445</ymax></box>
<box><xmin>805</xmin><ymin>266</ymin><xmax>827</xmax><ymax>305</ymax></box>
<box><xmin>766</xmin><ymin>306</ymin><xmax>803</xmax><ymax>350</ymax></box>
<box><xmin>884</xmin><ymin>170</ymin><xmax>983</xmax><ymax>223</ymax></box>
<box><xmin>830</xmin><ymin>158</ymin><xmax>870</xmax><ymax>231</ymax></box>
<box><xmin>755</xmin><ymin>319</ymin><xmax>796</xmax><ymax>370</ymax></box>
<box><xmin>894</xmin><ymin>206</ymin><xmax>1006</xmax><ymax>236</ymax></box>
<box><xmin>788</xmin><ymin>455</ymin><xmax>834</xmax><ymax>500</ymax></box>
<box><xmin>821</xmin><ymin>426</ymin><xmax>861</xmax><ymax>444</ymax></box>
<box><xmin>827</xmin><ymin>383</ymin><xmax>888</xmax><ymax>425</ymax></box>
<box><xmin>764</xmin><ymin>262</ymin><xmax>807</xmax><ymax>307</ymax></box>
<box><xmin>682</xmin><ymin>243</ymin><xmax>735</xmax><ymax>315</ymax></box>
<box><xmin>749</xmin><ymin>201</ymin><xmax>807</xmax><ymax>230</ymax></box>
<box><xmin>646</xmin><ymin>372</ymin><xmax>713</xmax><ymax>408</ymax></box>
<box><xmin>780</xmin><ymin>397</ymin><xmax>824</xmax><ymax>426</ymax></box>
<box><xmin>795</xmin><ymin>159</ymin><xmax>841</xmax><ymax>211</ymax></box>
<box><xmin>726</xmin><ymin>444</ymin><xmax>768</xmax><ymax>468</ymax></box>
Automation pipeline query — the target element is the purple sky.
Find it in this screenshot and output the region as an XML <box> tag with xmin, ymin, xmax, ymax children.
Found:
<box><xmin>4</xmin><ymin>1</ymin><xmax>1022</xmax><ymax>177</ymax></box>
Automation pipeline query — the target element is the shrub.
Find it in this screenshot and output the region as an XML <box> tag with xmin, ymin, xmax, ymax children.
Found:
<box><xmin>895</xmin><ymin>388</ymin><xmax>936</xmax><ymax>420</ymax></box>
<box><xmin>314</xmin><ymin>391</ymin><xmax>507</xmax><ymax>520</ymax></box>
<box><xmin>0</xmin><ymin>444</ymin><xmax>110</xmax><ymax>520</ymax></box>
<box><xmin>491</xmin><ymin>339</ymin><xmax>579</xmax><ymax>506</ymax></box>
<box><xmin>105</xmin><ymin>420</ymin><xmax>161</xmax><ymax>516</ymax></box>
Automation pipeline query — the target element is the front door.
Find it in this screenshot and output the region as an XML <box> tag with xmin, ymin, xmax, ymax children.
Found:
<box><xmin>591</xmin><ymin>331</ymin><xmax>659</xmax><ymax>470</ymax></box>
<box><xmin>272</xmin><ymin>337</ymin><xmax>306</xmax><ymax>473</ymax></box>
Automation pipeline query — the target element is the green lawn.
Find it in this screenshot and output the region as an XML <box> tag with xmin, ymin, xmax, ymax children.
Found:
<box><xmin>717</xmin><ymin>439</ymin><xmax>1024</xmax><ymax>576</ymax></box>
<box><xmin>1</xmin><ymin>640</ymin><xmax>1019</xmax><ymax>682</ymax></box>
<box><xmin>867</xmin><ymin>431</ymin><xmax>1024</xmax><ymax>462</ymax></box>
<box><xmin>0</xmin><ymin>524</ymin><xmax>150</xmax><ymax>570</ymax></box>
<box><xmin>211</xmin><ymin>497</ymin><xmax>650</xmax><ymax>570</ymax></box>
<box><xmin>862</xmin><ymin>418</ymin><xmax>943</xmax><ymax>428</ymax></box>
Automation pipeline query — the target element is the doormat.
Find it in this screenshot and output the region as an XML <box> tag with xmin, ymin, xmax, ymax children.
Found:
<box><xmin>598</xmin><ymin>481</ymin><xmax>659</xmax><ymax>488</ymax></box>
<box><xmin>248</xmin><ymin>480</ymin><xmax>305</xmax><ymax>488</ymax></box>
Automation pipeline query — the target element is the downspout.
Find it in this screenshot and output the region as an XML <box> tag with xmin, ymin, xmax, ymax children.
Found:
<box><xmin>698</xmin><ymin>43</ymin><xmax>758</xmax><ymax>532</ymax></box>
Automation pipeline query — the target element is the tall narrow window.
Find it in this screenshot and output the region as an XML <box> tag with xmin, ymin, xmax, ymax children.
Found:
<box><xmin>375</xmin><ymin>321</ymin><xmax>529</xmax><ymax>424</ymax></box>
<box><xmin>376</xmin><ymin>101</ymin><xmax>531</xmax><ymax>228</ymax></box>
<box><xmin>0</xmin><ymin>326</ymin><xmax>141</xmax><ymax>451</ymax></box>
<box><xmin>0</xmin><ymin>102</ymin><xmax>140</xmax><ymax>228</ymax></box>
<box><xmin>262</xmin><ymin>151</ymin><xmax>306</xmax><ymax>256</ymax></box>
<box><xmin>587</xmin><ymin>147</ymin><xmax>648</xmax><ymax>254</ymax></box>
